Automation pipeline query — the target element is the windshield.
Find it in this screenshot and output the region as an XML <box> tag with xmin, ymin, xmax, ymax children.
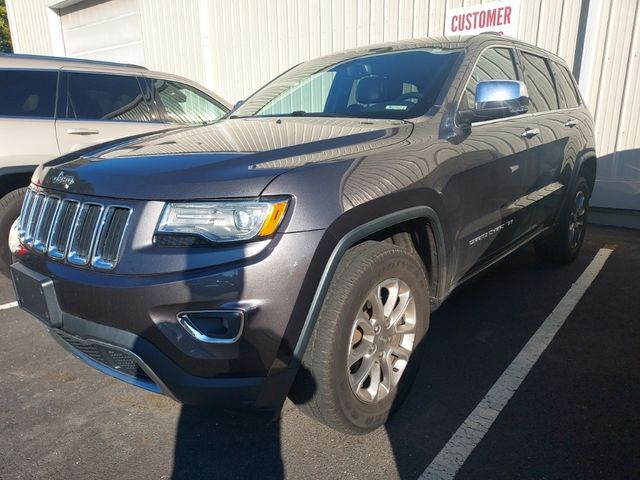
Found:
<box><xmin>233</xmin><ymin>48</ymin><xmax>462</xmax><ymax>120</ymax></box>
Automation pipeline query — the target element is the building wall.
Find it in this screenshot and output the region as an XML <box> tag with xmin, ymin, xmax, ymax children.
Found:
<box><xmin>114</xmin><ymin>0</ymin><xmax>583</xmax><ymax>108</ymax></box>
<box><xmin>580</xmin><ymin>0</ymin><xmax>640</xmax><ymax>209</ymax></box>
<box><xmin>5</xmin><ymin>0</ymin><xmax>640</xmax><ymax>209</ymax></box>
<box><xmin>5</xmin><ymin>0</ymin><xmax>53</xmax><ymax>55</ymax></box>
<box><xmin>138</xmin><ymin>0</ymin><xmax>206</xmax><ymax>86</ymax></box>
<box><xmin>59</xmin><ymin>0</ymin><xmax>144</xmax><ymax>64</ymax></box>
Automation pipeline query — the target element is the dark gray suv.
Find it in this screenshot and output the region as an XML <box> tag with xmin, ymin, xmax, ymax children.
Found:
<box><xmin>11</xmin><ymin>34</ymin><xmax>596</xmax><ymax>434</ymax></box>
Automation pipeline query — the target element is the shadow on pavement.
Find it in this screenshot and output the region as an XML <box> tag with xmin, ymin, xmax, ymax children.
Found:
<box><xmin>169</xmin><ymin>228</ymin><xmax>631</xmax><ymax>480</ymax></box>
<box><xmin>384</xmin><ymin>232</ymin><xmax>616</xmax><ymax>479</ymax></box>
<box><xmin>172</xmin><ymin>406</ymin><xmax>284</xmax><ymax>480</ymax></box>
<box><xmin>171</xmin><ymin>361</ymin><xmax>316</xmax><ymax>480</ymax></box>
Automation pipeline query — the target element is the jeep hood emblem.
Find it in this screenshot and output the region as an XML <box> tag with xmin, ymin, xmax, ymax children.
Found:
<box><xmin>52</xmin><ymin>171</ymin><xmax>76</xmax><ymax>189</ymax></box>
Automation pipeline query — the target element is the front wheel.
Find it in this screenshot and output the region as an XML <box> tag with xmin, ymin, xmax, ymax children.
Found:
<box><xmin>290</xmin><ymin>241</ymin><xmax>429</xmax><ymax>434</ymax></box>
<box><xmin>536</xmin><ymin>177</ymin><xmax>590</xmax><ymax>263</ymax></box>
<box><xmin>0</xmin><ymin>188</ymin><xmax>27</xmax><ymax>278</ymax></box>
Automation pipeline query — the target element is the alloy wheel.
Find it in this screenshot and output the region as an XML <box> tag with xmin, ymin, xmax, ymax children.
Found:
<box><xmin>347</xmin><ymin>278</ymin><xmax>417</xmax><ymax>403</ymax></box>
<box><xmin>568</xmin><ymin>190</ymin><xmax>586</xmax><ymax>249</ymax></box>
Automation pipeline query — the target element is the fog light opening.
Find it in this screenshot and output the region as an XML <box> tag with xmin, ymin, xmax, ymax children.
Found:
<box><xmin>177</xmin><ymin>310</ymin><xmax>245</xmax><ymax>344</ymax></box>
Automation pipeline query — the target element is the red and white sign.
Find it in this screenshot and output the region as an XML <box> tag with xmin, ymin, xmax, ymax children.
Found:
<box><xmin>445</xmin><ymin>0</ymin><xmax>520</xmax><ymax>37</ymax></box>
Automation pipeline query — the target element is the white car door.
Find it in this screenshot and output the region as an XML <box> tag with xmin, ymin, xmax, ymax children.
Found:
<box><xmin>0</xmin><ymin>69</ymin><xmax>60</xmax><ymax>168</ymax></box>
<box><xmin>54</xmin><ymin>71</ymin><xmax>168</xmax><ymax>154</ymax></box>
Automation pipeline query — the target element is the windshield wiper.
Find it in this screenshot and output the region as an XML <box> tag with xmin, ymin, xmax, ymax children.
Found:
<box><xmin>229</xmin><ymin>112</ymin><xmax>352</xmax><ymax>119</ymax></box>
<box><xmin>228</xmin><ymin>111</ymin><xmax>383</xmax><ymax>120</ymax></box>
<box><xmin>288</xmin><ymin>111</ymin><xmax>353</xmax><ymax>118</ymax></box>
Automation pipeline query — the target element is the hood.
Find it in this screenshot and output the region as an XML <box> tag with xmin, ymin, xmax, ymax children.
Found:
<box><xmin>37</xmin><ymin>117</ymin><xmax>412</xmax><ymax>200</ymax></box>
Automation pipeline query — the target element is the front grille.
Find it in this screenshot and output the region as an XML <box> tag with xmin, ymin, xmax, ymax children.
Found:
<box><xmin>68</xmin><ymin>204</ymin><xmax>103</xmax><ymax>265</ymax></box>
<box><xmin>22</xmin><ymin>192</ymin><xmax>45</xmax><ymax>246</ymax></box>
<box><xmin>56</xmin><ymin>330</ymin><xmax>151</xmax><ymax>382</ymax></box>
<box><xmin>49</xmin><ymin>200</ymin><xmax>79</xmax><ymax>259</ymax></box>
<box><xmin>33</xmin><ymin>196</ymin><xmax>60</xmax><ymax>253</ymax></box>
<box><xmin>19</xmin><ymin>188</ymin><xmax>131</xmax><ymax>270</ymax></box>
<box><xmin>93</xmin><ymin>207</ymin><xmax>131</xmax><ymax>269</ymax></box>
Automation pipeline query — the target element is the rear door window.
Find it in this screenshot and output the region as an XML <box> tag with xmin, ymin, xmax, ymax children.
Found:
<box><xmin>520</xmin><ymin>52</ymin><xmax>559</xmax><ymax>113</ymax></box>
<box><xmin>62</xmin><ymin>72</ymin><xmax>151</xmax><ymax>122</ymax></box>
<box><xmin>0</xmin><ymin>70</ymin><xmax>57</xmax><ymax>118</ymax></box>
<box><xmin>463</xmin><ymin>47</ymin><xmax>519</xmax><ymax>110</ymax></box>
<box><xmin>553</xmin><ymin>63</ymin><xmax>581</xmax><ymax>109</ymax></box>
<box><xmin>150</xmin><ymin>79</ymin><xmax>227</xmax><ymax>124</ymax></box>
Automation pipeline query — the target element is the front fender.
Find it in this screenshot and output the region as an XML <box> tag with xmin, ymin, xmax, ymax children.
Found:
<box><xmin>291</xmin><ymin>204</ymin><xmax>447</xmax><ymax>360</ymax></box>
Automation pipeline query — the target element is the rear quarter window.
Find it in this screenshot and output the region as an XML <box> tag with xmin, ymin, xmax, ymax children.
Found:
<box><xmin>553</xmin><ymin>62</ymin><xmax>581</xmax><ymax>109</ymax></box>
<box><xmin>0</xmin><ymin>70</ymin><xmax>57</xmax><ymax>118</ymax></box>
<box><xmin>520</xmin><ymin>52</ymin><xmax>559</xmax><ymax>113</ymax></box>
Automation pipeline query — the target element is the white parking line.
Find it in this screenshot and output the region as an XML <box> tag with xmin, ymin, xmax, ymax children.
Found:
<box><xmin>0</xmin><ymin>301</ymin><xmax>18</xmax><ymax>311</ymax></box>
<box><xmin>419</xmin><ymin>247</ymin><xmax>614</xmax><ymax>480</ymax></box>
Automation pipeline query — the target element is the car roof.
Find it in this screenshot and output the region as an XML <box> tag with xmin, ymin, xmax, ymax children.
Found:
<box><xmin>0</xmin><ymin>53</ymin><xmax>149</xmax><ymax>72</ymax></box>
<box><xmin>0</xmin><ymin>53</ymin><xmax>232</xmax><ymax>109</ymax></box>
<box><xmin>299</xmin><ymin>33</ymin><xmax>567</xmax><ymax>67</ymax></box>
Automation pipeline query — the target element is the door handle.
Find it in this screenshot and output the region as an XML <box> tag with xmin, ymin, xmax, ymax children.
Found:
<box><xmin>521</xmin><ymin>128</ymin><xmax>540</xmax><ymax>138</ymax></box>
<box><xmin>66</xmin><ymin>128</ymin><xmax>100</xmax><ymax>135</ymax></box>
<box><xmin>564</xmin><ymin>119</ymin><xmax>578</xmax><ymax>128</ymax></box>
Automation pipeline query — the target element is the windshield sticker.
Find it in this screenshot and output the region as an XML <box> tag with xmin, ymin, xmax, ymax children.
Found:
<box><xmin>385</xmin><ymin>105</ymin><xmax>408</xmax><ymax>110</ymax></box>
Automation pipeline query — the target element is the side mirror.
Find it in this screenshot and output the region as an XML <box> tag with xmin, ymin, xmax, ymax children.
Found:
<box><xmin>465</xmin><ymin>80</ymin><xmax>529</xmax><ymax>123</ymax></box>
<box><xmin>233</xmin><ymin>100</ymin><xmax>244</xmax><ymax>110</ymax></box>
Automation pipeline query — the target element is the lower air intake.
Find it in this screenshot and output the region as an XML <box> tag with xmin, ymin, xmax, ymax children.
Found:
<box><xmin>56</xmin><ymin>330</ymin><xmax>151</xmax><ymax>382</ymax></box>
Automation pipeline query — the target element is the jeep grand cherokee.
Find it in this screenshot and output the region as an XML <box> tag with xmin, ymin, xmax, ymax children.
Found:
<box><xmin>11</xmin><ymin>34</ymin><xmax>596</xmax><ymax>434</ymax></box>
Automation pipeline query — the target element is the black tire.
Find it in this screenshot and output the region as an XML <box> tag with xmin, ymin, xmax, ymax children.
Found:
<box><xmin>536</xmin><ymin>177</ymin><xmax>590</xmax><ymax>263</ymax></box>
<box><xmin>290</xmin><ymin>240</ymin><xmax>430</xmax><ymax>434</ymax></box>
<box><xmin>0</xmin><ymin>187</ymin><xmax>27</xmax><ymax>278</ymax></box>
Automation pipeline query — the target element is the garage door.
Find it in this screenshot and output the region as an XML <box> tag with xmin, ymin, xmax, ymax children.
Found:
<box><xmin>59</xmin><ymin>0</ymin><xmax>144</xmax><ymax>65</ymax></box>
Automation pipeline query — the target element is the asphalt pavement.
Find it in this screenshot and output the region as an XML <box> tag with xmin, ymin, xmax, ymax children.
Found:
<box><xmin>0</xmin><ymin>225</ymin><xmax>638</xmax><ymax>480</ymax></box>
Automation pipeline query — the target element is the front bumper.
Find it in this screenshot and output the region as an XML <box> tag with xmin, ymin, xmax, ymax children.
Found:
<box><xmin>48</xmin><ymin>314</ymin><xmax>267</xmax><ymax>407</ymax></box>
<box><xmin>11</xmin><ymin>228</ymin><xmax>325</xmax><ymax>407</ymax></box>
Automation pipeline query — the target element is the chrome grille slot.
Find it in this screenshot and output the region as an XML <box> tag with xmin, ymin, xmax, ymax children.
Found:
<box><xmin>33</xmin><ymin>196</ymin><xmax>60</xmax><ymax>253</ymax></box>
<box><xmin>24</xmin><ymin>193</ymin><xmax>45</xmax><ymax>246</ymax></box>
<box><xmin>67</xmin><ymin>204</ymin><xmax>103</xmax><ymax>266</ymax></box>
<box><xmin>92</xmin><ymin>206</ymin><xmax>131</xmax><ymax>270</ymax></box>
<box><xmin>18</xmin><ymin>189</ymin><xmax>36</xmax><ymax>243</ymax></box>
<box><xmin>48</xmin><ymin>200</ymin><xmax>80</xmax><ymax>260</ymax></box>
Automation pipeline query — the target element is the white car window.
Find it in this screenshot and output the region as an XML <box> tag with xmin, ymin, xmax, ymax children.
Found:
<box><xmin>0</xmin><ymin>70</ymin><xmax>57</xmax><ymax>118</ymax></box>
<box><xmin>151</xmin><ymin>79</ymin><xmax>227</xmax><ymax>124</ymax></box>
<box><xmin>63</xmin><ymin>72</ymin><xmax>151</xmax><ymax>122</ymax></box>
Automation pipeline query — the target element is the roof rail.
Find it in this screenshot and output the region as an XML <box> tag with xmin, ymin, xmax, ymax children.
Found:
<box><xmin>0</xmin><ymin>53</ymin><xmax>148</xmax><ymax>70</ymax></box>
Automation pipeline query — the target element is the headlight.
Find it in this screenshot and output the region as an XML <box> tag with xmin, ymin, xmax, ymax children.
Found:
<box><xmin>157</xmin><ymin>198</ymin><xmax>289</xmax><ymax>243</ymax></box>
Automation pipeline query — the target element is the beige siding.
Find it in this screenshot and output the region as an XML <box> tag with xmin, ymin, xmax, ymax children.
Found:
<box><xmin>5</xmin><ymin>0</ymin><xmax>53</xmax><ymax>55</ymax></box>
<box><xmin>137</xmin><ymin>0</ymin><xmax>206</xmax><ymax>86</ymax></box>
<box><xmin>618</xmin><ymin>3</ymin><xmax>640</xmax><ymax>154</ymax></box>
<box><xmin>581</xmin><ymin>0</ymin><xmax>640</xmax><ymax>208</ymax></box>
<box><xmin>193</xmin><ymin>0</ymin><xmax>582</xmax><ymax>103</ymax></box>
<box><xmin>4</xmin><ymin>0</ymin><xmax>586</xmax><ymax>101</ymax></box>
<box><xmin>587</xmin><ymin>0</ymin><xmax>639</xmax><ymax>155</ymax></box>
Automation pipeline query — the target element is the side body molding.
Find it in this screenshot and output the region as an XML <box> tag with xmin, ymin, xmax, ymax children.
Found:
<box><xmin>292</xmin><ymin>206</ymin><xmax>447</xmax><ymax>360</ymax></box>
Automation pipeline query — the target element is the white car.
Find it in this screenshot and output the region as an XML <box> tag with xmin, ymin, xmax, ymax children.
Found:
<box><xmin>0</xmin><ymin>53</ymin><xmax>231</xmax><ymax>275</ymax></box>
